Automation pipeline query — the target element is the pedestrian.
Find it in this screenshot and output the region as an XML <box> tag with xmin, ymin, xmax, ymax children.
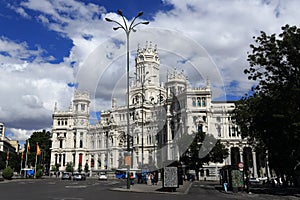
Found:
<box><xmin>130</xmin><ymin>173</ymin><xmax>135</xmax><ymax>185</ymax></box>
<box><xmin>245</xmin><ymin>176</ymin><xmax>250</xmax><ymax>193</ymax></box>
<box><xmin>148</xmin><ymin>173</ymin><xmax>153</xmax><ymax>185</ymax></box>
<box><xmin>151</xmin><ymin>172</ymin><xmax>156</xmax><ymax>185</ymax></box>
<box><xmin>223</xmin><ymin>181</ymin><xmax>228</xmax><ymax>193</ymax></box>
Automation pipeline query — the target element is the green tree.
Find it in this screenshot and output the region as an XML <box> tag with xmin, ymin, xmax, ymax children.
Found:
<box><xmin>234</xmin><ymin>24</ymin><xmax>300</xmax><ymax>177</ymax></box>
<box><xmin>78</xmin><ymin>164</ymin><xmax>82</xmax><ymax>173</ymax></box>
<box><xmin>179</xmin><ymin>131</ymin><xmax>228</xmax><ymax>180</ymax></box>
<box><xmin>84</xmin><ymin>163</ymin><xmax>89</xmax><ymax>173</ymax></box>
<box><xmin>0</xmin><ymin>151</ymin><xmax>21</xmax><ymax>172</ymax></box>
<box><xmin>25</xmin><ymin>130</ymin><xmax>51</xmax><ymax>171</ymax></box>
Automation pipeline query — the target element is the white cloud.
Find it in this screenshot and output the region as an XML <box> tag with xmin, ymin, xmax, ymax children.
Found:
<box><xmin>2</xmin><ymin>0</ymin><xmax>300</xmax><ymax>140</ymax></box>
<box><xmin>0</xmin><ymin>37</ymin><xmax>73</xmax><ymax>133</ymax></box>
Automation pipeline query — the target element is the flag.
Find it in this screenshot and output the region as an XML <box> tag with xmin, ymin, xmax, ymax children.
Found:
<box><xmin>36</xmin><ymin>143</ymin><xmax>41</xmax><ymax>156</ymax></box>
<box><xmin>27</xmin><ymin>141</ymin><xmax>30</xmax><ymax>152</ymax></box>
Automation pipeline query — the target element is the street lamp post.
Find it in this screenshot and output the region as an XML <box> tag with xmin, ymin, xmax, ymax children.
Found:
<box><xmin>105</xmin><ymin>10</ymin><xmax>149</xmax><ymax>189</ymax></box>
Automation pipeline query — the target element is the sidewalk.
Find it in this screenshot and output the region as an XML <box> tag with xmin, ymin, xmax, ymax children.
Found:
<box><xmin>110</xmin><ymin>180</ymin><xmax>193</xmax><ymax>195</ymax></box>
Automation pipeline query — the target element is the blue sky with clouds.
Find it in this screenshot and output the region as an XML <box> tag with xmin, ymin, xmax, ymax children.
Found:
<box><xmin>0</xmin><ymin>0</ymin><xmax>299</xmax><ymax>143</ymax></box>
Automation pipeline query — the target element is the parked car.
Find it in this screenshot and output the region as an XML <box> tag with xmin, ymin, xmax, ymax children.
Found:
<box><xmin>98</xmin><ymin>172</ymin><xmax>108</xmax><ymax>181</ymax></box>
<box><xmin>73</xmin><ymin>173</ymin><xmax>86</xmax><ymax>181</ymax></box>
<box><xmin>61</xmin><ymin>172</ymin><xmax>71</xmax><ymax>180</ymax></box>
<box><xmin>258</xmin><ymin>177</ymin><xmax>268</xmax><ymax>182</ymax></box>
<box><xmin>249</xmin><ymin>177</ymin><xmax>260</xmax><ymax>183</ymax></box>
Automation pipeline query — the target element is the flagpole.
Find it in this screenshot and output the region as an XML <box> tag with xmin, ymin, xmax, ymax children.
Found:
<box><xmin>34</xmin><ymin>151</ymin><xmax>37</xmax><ymax>179</ymax></box>
<box><xmin>20</xmin><ymin>152</ymin><xmax>24</xmax><ymax>175</ymax></box>
<box><xmin>25</xmin><ymin>140</ymin><xmax>28</xmax><ymax>168</ymax></box>
<box><xmin>35</xmin><ymin>142</ymin><xmax>38</xmax><ymax>179</ymax></box>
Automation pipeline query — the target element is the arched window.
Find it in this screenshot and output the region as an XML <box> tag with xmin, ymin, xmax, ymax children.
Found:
<box><xmin>202</xmin><ymin>98</ymin><xmax>206</xmax><ymax>107</ymax></box>
<box><xmin>206</xmin><ymin>169</ymin><xmax>210</xmax><ymax>176</ymax></box>
<box><xmin>217</xmin><ymin>125</ymin><xmax>221</xmax><ymax>137</ymax></box>
<box><xmin>200</xmin><ymin>169</ymin><xmax>204</xmax><ymax>177</ymax></box>
<box><xmin>192</xmin><ymin>98</ymin><xmax>196</xmax><ymax>107</ymax></box>
<box><xmin>91</xmin><ymin>158</ymin><xmax>95</xmax><ymax>168</ymax></box>
<box><xmin>80</xmin><ymin>140</ymin><xmax>83</xmax><ymax>148</ymax></box>
<box><xmin>81</xmin><ymin>104</ymin><xmax>85</xmax><ymax>111</ymax></box>
<box><xmin>197</xmin><ymin>97</ymin><xmax>201</xmax><ymax>107</ymax></box>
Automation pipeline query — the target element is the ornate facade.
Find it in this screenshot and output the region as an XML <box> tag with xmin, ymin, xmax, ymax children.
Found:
<box><xmin>50</xmin><ymin>42</ymin><xmax>269</xmax><ymax>180</ymax></box>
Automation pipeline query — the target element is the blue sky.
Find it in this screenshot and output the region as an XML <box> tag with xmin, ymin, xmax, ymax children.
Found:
<box><xmin>0</xmin><ymin>0</ymin><xmax>299</xmax><ymax>142</ymax></box>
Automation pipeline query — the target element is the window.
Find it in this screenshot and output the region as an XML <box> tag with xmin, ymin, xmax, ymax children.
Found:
<box><xmin>197</xmin><ymin>97</ymin><xmax>201</xmax><ymax>107</ymax></box>
<box><xmin>217</xmin><ymin>125</ymin><xmax>221</xmax><ymax>137</ymax></box>
<box><xmin>81</xmin><ymin>104</ymin><xmax>85</xmax><ymax>111</ymax></box>
<box><xmin>74</xmin><ymin>139</ymin><xmax>76</xmax><ymax>148</ymax></box>
<box><xmin>55</xmin><ymin>154</ymin><xmax>58</xmax><ymax>165</ymax></box>
<box><xmin>198</xmin><ymin>124</ymin><xmax>203</xmax><ymax>133</ymax></box>
<box><xmin>63</xmin><ymin>154</ymin><xmax>66</xmax><ymax>166</ymax></box>
<box><xmin>60</xmin><ymin>140</ymin><xmax>63</xmax><ymax>148</ymax></box>
<box><xmin>232</xmin><ymin>127</ymin><xmax>236</xmax><ymax>137</ymax></box>
<box><xmin>80</xmin><ymin>140</ymin><xmax>83</xmax><ymax>148</ymax></box>
<box><xmin>206</xmin><ymin>169</ymin><xmax>210</xmax><ymax>176</ymax></box>
<box><xmin>202</xmin><ymin>98</ymin><xmax>206</xmax><ymax>107</ymax></box>
<box><xmin>200</xmin><ymin>169</ymin><xmax>204</xmax><ymax>177</ymax></box>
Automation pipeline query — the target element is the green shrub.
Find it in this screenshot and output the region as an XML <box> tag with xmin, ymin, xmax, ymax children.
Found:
<box><xmin>2</xmin><ymin>166</ymin><xmax>13</xmax><ymax>180</ymax></box>
<box><xmin>65</xmin><ymin>162</ymin><xmax>74</xmax><ymax>173</ymax></box>
<box><xmin>36</xmin><ymin>169</ymin><xmax>43</xmax><ymax>179</ymax></box>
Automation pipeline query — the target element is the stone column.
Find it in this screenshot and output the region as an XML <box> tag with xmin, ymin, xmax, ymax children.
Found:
<box><xmin>265</xmin><ymin>150</ymin><xmax>271</xmax><ymax>178</ymax></box>
<box><xmin>94</xmin><ymin>154</ymin><xmax>98</xmax><ymax>170</ymax></box>
<box><xmin>227</xmin><ymin>147</ymin><xmax>231</xmax><ymax>165</ymax></box>
<box><xmin>101</xmin><ymin>153</ymin><xmax>105</xmax><ymax>170</ymax></box>
<box><xmin>252</xmin><ymin>151</ymin><xmax>258</xmax><ymax>177</ymax></box>
<box><xmin>239</xmin><ymin>148</ymin><xmax>243</xmax><ymax>163</ymax></box>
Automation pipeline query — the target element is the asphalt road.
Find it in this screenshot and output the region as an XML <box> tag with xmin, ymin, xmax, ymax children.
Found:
<box><xmin>0</xmin><ymin>178</ymin><xmax>299</xmax><ymax>200</ymax></box>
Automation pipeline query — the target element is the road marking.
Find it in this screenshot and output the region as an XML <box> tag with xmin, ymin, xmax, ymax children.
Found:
<box><xmin>65</xmin><ymin>185</ymin><xmax>87</xmax><ymax>189</ymax></box>
<box><xmin>52</xmin><ymin>198</ymin><xmax>83</xmax><ymax>200</ymax></box>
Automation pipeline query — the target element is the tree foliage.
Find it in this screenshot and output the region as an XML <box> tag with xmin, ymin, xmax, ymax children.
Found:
<box><xmin>234</xmin><ymin>24</ymin><xmax>300</xmax><ymax>176</ymax></box>
<box><xmin>25</xmin><ymin>130</ymin><xmax>51</xmax><ymax>171</ymax></box>
<box><xmin>179</xmin><ymin>131</ymin><xmax>228</xmax><ymax>178</ymax></box>
<box><xmin>0</xmin><ymin>149</ymin><xmax>21</xmax><ymax>172</ymax></box>
<box><xmin>65</xmin><ymin>162</ymin><xmax>74</xmax><ymax>173</ymax></box>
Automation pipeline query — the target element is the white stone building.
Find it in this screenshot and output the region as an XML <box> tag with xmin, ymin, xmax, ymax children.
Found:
<box><xmin>0</xmin><ymin>122</ymin><xmax>18</xmax><ymax>154</ymax></box>
<box><xmin>50</xmin><ymin>42</ymin><xmax>269</xmax><ymax>180</ymax></box>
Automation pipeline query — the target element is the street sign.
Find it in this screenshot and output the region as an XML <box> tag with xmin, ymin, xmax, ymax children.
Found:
<box><xmin>238</xmin><ymin>162</ymin><xmax>244</xmax><ymax>169</ymax></box>
<box><xmin>125</xmin><ymin>156</ymin><xmax>131</xmax><ymax>166</ymax></box>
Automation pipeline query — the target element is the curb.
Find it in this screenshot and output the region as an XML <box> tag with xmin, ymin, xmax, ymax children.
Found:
<box><xmin>110</xmin><ymin>182</ymin><xmax>193</xmax><ymax>195</ymax></box>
